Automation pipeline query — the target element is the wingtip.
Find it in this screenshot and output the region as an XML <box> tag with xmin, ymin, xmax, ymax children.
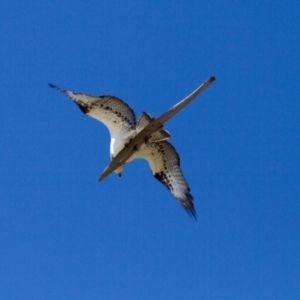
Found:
<box><xmin>48</xmin><ymin>83</ymin><xmax>56</xmax><ymax>89</ymax></box>
<box><xmin>210</xmin><ymin>76</ymin><xmax>216</xmax><ymax>82</ymax></box>
<box><xmin>183</xmin><ymin>192</ymin><xmax>196</xmax><ymax>219</ymax></box>
<box><xmin>181</xmin><ymin>198</ymin><xmax>197</xmax><ymax>219</ymax></box>
<box><xmin>188</xmin><ymin>208</ymin><xmax>197</xmax><ymax>220</ymax></box>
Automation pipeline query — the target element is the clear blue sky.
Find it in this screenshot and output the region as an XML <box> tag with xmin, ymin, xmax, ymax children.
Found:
<box><xmin>1</xmin><ymin>1</ymin><xmax>299</xmax><ymax>299</ymax></box>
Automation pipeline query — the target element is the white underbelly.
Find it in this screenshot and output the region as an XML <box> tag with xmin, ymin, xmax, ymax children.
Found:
<box><xmin>110</xmin><ymin>132</ymin><xmax>135</xmax><ymax>157</ymax></box>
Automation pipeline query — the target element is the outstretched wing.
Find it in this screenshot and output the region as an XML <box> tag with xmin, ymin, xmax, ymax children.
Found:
<box><xmin>135</xmin><ymin>141</ymin><xmax>195</xmax><ymax>217</ymax></box>
<box><xmin>49</xmin><ymin>84</ymin><xmax>136</xmax><ymax>138</ymax></box>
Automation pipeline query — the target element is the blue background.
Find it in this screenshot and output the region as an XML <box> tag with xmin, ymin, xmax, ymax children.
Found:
<box><xmin>1</xmin><ymin>1</ymin><xmax>299</xmax><ymax>299</ymax></box>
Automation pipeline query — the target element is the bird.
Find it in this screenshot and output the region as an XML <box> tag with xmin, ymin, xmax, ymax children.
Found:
<box><xmin>49</xmin><ymin>83</ymin><xmax>196</xmax><ymax>218</ymax></box>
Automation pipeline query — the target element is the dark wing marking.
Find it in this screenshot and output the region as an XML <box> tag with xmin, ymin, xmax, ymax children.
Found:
<box><xmin>136</xmin><ymin>141</ymin><xmax>195</xmax><ymax>217</ymax></box>
<box><xmin>49</xmin><ymin>83</ymin><xmax>136</xmax><ymax>138</ymax></box>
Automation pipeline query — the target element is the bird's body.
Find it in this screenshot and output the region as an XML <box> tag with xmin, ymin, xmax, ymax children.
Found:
<box><xmin>49</xmin><ymin>83</ymin><xmax>195</xmax><ymax>217</ymax></box>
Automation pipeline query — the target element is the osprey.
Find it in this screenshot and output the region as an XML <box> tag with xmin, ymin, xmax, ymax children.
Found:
<box><xmin>49</xmin><ymin>84</ymin><xmax>196</xmax><ymax>217</ymax></box>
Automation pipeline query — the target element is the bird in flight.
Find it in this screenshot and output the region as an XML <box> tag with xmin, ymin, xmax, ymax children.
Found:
<box><xmin>49</xmin><ymin>83</ymin><xmax>195</xmax><ymax>217</ymax></box>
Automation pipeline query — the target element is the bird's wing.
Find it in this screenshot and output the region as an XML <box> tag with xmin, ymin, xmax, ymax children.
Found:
<box><xmin>135</xmin><ymin>140</ymin><xmax>195</xmax><ymax>217</ymax></box>
<box><xmin>49</xmin><ymin>84</ymin><xmax>136</xmax><ymax>138</ymax></box>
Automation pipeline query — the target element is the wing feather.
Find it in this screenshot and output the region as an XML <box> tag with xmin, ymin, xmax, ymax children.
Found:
<box><xmin>133</xmin><ymin>141</ymin><xmax>195</xmax><ymax>217</ymax></box>
<box><xmin>49</xmin><ymin>84</ymin><xmax>136</xmax><ymax>138</ymax></box>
